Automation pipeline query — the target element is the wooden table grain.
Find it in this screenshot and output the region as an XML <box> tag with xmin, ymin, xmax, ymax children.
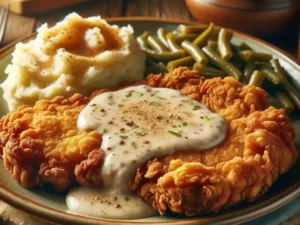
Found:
<box><xmin>0</xmin><ymin>1</ymin><xmax>299</xmax><ymax>225</ymax></box>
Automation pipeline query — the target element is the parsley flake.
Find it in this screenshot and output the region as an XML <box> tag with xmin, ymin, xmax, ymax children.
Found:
<box><xmin>132</xmin><ymin>142</ymin><xmax>137</xmax><ymax>149</ymax></box>
<box><xmin>193</xmin><ymin>105</ymin><xmax>201</xmax><ymax>110</ymax></box>
<box><xmin>103</xmin><ymin>128</ymin><xmax>108</xmax><ymax>134</ymax></box>
<box><xmin>168</xmin><ymin>130</ymin><xmax>181</xmax><ymax>137</ymax></box>
<box><xmin>120</xmin><ymin>135</ymin><xmax>128</xmax><ymax>140</ymax></box>
<box><xmin>118</xmin><ymin>104</ymin><xmax>124</xmax><ymax>108</ymax></box>
<box><xmin>126</xmin><ymin>90</ymin><xmax>134</xmax><ymax>97</ymax></box>
<box><xmin>156</xmin><ymin>96</ymin><xmax>166</xmax><ymax>100</ymax></box>
<box><xmin>101</xmin><ymin>209</ymin><xmax>108</xmax><ymax>215</ymax></box>
<box><xmin>204</xmin><ymin>116</ymin><xmax>216</xmax><ymax>122</ymax></box>
<box><xmin>149</xmin><ymin>101</ymin><xmax>161</xmax><ymax>106</ymax></box>
<box><xmin>135</xmin><ymin>132</ymin><xmax>146</xmax><ymax>136</ymax></box>
<box><xmin>182</xmin><ymin>122</ymin><xmax>188</xmax><ymax>126</ymax></box>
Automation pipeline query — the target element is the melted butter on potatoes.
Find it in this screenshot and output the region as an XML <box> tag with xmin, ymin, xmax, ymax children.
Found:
<box><xmin>1</xmin><ymin>13</ymin><xmax>145</xmax><ymax>111</ymax></box>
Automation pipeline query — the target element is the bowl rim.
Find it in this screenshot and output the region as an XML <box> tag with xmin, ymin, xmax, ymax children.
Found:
<box><xmin>184</xmin><ymin>0</ymin><xmax>299</xmax><ymax>12</ymax></box>
<box><xmin>0</xmin><ymin>16</ymin><xmax>299</xmax><ymax>225</ymax></box>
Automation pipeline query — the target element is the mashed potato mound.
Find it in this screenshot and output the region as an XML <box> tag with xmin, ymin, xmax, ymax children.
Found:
<box><xmin>1</xmin><ymin>13</ymin><xmax>145</xmax><ymax>111</ymax></box>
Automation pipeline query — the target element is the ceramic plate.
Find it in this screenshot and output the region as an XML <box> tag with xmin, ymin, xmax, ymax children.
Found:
<box><xmin>0</xmin><ymin>18</ymin><xmax>299</xmax><ymax>225</ymax></box>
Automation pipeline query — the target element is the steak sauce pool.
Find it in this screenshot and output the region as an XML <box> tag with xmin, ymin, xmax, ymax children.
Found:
<box><xmin>67</xmin><ymin>85</ymin><xmax>227</xmax><ymax>219</ymax></box>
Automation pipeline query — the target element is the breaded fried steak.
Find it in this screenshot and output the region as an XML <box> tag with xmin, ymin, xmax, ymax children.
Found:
<box><xmin>0</xmin><ymin>67</ymin><xmax>297</xmax><ymax>216</ymax></box>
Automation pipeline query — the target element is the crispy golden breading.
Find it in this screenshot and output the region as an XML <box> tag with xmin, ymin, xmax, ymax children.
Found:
<box><xmin>129</xmin><ymin>67</ymin><xmax>297</xmax><ymax>216</ymax></box>
<box><xmin>0</xmin><ymin>67</ymin><xmax>297</xmax><ymax>216</ymax></box>
<box><xmin>0</xmin><ymin>94</ymin><xmax>105</xmax><ymax>191</ymax></box>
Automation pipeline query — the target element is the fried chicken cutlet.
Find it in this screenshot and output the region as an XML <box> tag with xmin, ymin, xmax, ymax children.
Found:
<box><xmin>0</xmin><ymin>67</ymin><xmax>297</xmax><ymax>216</ymax></box>
<box><xmin>0</xmin><ymin>94</ymin><xmax>105</xmax><ymax>191</ymax></box>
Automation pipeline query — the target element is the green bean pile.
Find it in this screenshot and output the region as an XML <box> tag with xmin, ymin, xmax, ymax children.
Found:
<box><xmin>137</xmin><ymin>23</ymin><xmax>300</xmax><ymax>114</ymax></box>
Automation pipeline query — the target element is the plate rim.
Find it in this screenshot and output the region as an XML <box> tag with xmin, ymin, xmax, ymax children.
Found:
<box><xmin>0</xmin><ymin>17</ymin><xmax>299</xmax><ymax>225</ymax></box>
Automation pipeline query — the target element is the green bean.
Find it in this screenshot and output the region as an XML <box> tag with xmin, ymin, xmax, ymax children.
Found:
<box><xmin>207</xmin><ymin>40</ymin><xmax>218</xmax><ymax>49</ymax></box>
<box><xmin>172</xmin><ymin>31</ymin><xmax>198</xmax><ymax>42</ymax></box>
<box><xmin>259</xmin><ymin>65</ymin><xmax>283</xmax><ymax>85</ymax></box>
<box><xmin>181</xmin><ymin>40</ymin><xmax>208</xmax><ymax>65</ymax></box>
<box><xmin>145</xmin><ymin>64</ymin><xmax>168</xmax><ymax>75</ymax></box>
<box><xmin>157</xmin><ymin>27</ymin><xmax>169</xmax><ymax>48</ymax></box>
<box><xmin>147</xmin><ymin>35</ymin><xmax>168</xmax><ymax>52</ymax></box>
<box><xmin>137</xmin><ymin>32</ymin><xmax>185</xmax><ymax>61</ymax></box>
<box><xmin>267</xmin><ymin>93</ymin><xmax>283</xmax><ymax>109</ymax></box>
<box><xmin>282</xmin><ymin>83</ymin><xmax>300</xmax><ymax>110</ymax></box>
<box><xmin>271</xmin><ymin>58</ymin><xmax>300</xmax><ymax>110</ymax></box>
<box><xmin>177</xmin><ymin>24</ymin><xmax>208</xmax><ymax>34</ymax></box>
<box><xmin>270</xmin><ymin>58</ymin><xmax>285</xmax><ymax>76</ymax></box>
<box><xmin>211</xmin><ymin>27</ymin><xmax>221</xmax><ymax>40</ymax></box>
<box><xmin>218</xmin><ymin>28</ymin><xmax>233</xmax><ymax>60</ymax></box>
<box><xmin>237</xmin><ymin>50</ymin><xmax>273</xmax><ymax>62</ymax></box>
<box><xmin>202</xmin><ymin>46</ymin><xmax>242</xmax><ymax>79</ymax></box>
<box><xmin>239</xmin><ymin>42</ymin><xmax>252</xmax><ymax>50</ymax></box>
<box><xmin>166</xmin><ymin>33</ymin><xmax>183</xmax><ymax>52</ymax></box>
<box><xmin>167</xmin><ymin>56</ymin><xmax>194</xmax><ymax>71</ymax></box>
<box><xmin>276</xmin><ymin>92</ymin><xmax>295</xmax><ymax>114</ymax></box>
<box><xmin>145</xmin><ymin>49</ymin><xmax>185</xmax><ymax>62</ymax></box>
<box><xmin>137</xmin><ymin>31</ymin><xmax>151</xmax><ymax>49</ymax></box>
<box><xmin>193</xmin><ymin>23</ymin><xmax>215</xmax><ymax>47</ymax></box>
<box><xmin>249</xmin><ymin>70</ymin><xmax>265</xmax><ymax>87</ymax></box>
<box><xmin>193</xmin><ymin>63</ymin><xmax>226</xmax><ymax>78</ymax></box>
<box><xmin>243</xmin><ymin>60</ymin><xmax>256</xmax><ymax>83</ymax></box>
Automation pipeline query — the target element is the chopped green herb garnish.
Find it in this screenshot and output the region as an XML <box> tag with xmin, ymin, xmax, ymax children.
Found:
<box><xmin>182</xmin><ymin>99</ymin><xmax>189</xmax><ymax>103</ymax></box>
<box><xmin>132</xmin><ymin>141</ymin><xmax>137</xmax><ymax>149</ymax></box>
<box><xmin>103</xmin><ymin>129</ymin><xmax>108</xmax><ymax>134</ymax></box>
<box><xmin>193</xmin><ymin>105</ymin><xmax>201</xmax><ymax>110</ymax></box>
<box><xmin>124</xmin><ymin>197</ymin><xmax>130</xmax><ymax>201</ymax></box>
<box><xmin>120</xmin><ymin>135</ymin><xmax>128</xmax><ymax>140</ymax></box>
<box><xmin>151</xmin><ymin>93</ymin><xmax>155</xmax><ymax>96</ymax></box>
<box><xmin>172</xmin><ymin>125</ymin><xmax>177</xmax><ymax>128</ymax></box>
<box><xmin>91</xmin><ymin>104</ymin><xmax>97</xmax><ymax>112</ymax></box>
<box><xmin>126</xmin><ymin>90</ymin><xmax>134</xmax><ymax>97</ymax></box>
<box><xmin>101</xmin><ymin>209</ymin><xmax>108</xmax><ymax>215</ymax></box>
<box><xmin>139</xmin><ymin>93</ymin><xmax>144</xmax><ymax>96</ymax></box>
<box><xmin>204</xmin><ymin>116</ymin><xmax>216</xmax><ymax>122</ymax></box>
<box><xmin>156</xmin><ymin>96</ymin><xmax>166</xmax><ymax>100</ymax></box>
<box><xmin>182</xmin><ymin>122</ymin><xmax>188</xmax><ymax>126</ymax></box>
<box><xmin>114</xmin><ymin>196</ymin><xmax>118</xmax><ymax>201</ymax></box>
<box><xmin>118</xmin><ymin>104</ymin><xmax>124</xmax><ymax>108</ymax></box>
<box><xmin>135</xmin><ymin>132</ymin><xmax>146</xmax><ymax>136</ymax></box>
<box><xmin>168</xmin><ymin>130</ymin><xmax>181</xmax><ymax>137</ymax></box>
<box><xmin>149</xmin><ymin>101</ymin><xmax>161</xmax><ymax>106</ymax></box>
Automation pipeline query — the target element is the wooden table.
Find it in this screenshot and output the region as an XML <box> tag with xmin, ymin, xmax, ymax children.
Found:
<box><xmin>0</xmin><ymin>0</ymin><xmax>300</xmax><ymax>225</ymax></box>
<box><xmin>2</xmin><ymin>0</ymin><xmax>299</xmax><ymax>62</ymax></box>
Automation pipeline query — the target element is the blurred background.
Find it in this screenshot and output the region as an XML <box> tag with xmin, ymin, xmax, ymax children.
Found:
<box><xmin>0</xmin><ymin>0</ymin><xmax>299</xmax><ymax>61</ymax></box>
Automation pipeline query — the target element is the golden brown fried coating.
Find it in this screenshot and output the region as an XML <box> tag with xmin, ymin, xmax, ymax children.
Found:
<box><xmin>129</xmin><ymin>67</ymin><xmax>297</xmax><ymax>216</ymax></box>
<box><xmin>0</xmin><ymin>67</ymin><xmax>297</xmax><ymax>217</ymax></box>
<box><xmin>0</xmin><ymin>94</ymin><xmax>105</xmax><ymax>191</ymax></box>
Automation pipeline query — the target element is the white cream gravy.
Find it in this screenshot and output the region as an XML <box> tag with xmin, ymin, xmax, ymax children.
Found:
<box><xmin>67</xmin><ymin>85</ymin><xmax>227</xmax><ymax>219</ymax></box>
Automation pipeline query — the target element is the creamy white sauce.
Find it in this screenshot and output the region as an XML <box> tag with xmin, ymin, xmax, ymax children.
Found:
<box><xmin>67</xmin><ymin>187</ymin><xmax>156</xmax><ymax>219</ymax></box>
<box><xmin>67</xmin><ymin>85</ymin><xmax>227</xmax><ymax>219</ymax></box>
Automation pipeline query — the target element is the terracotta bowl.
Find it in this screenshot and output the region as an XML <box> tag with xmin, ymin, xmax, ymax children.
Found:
<box><xmin>185</xmin><ymin>0</ymin><xmax>300</xmax><ymax>36</ymax></box>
